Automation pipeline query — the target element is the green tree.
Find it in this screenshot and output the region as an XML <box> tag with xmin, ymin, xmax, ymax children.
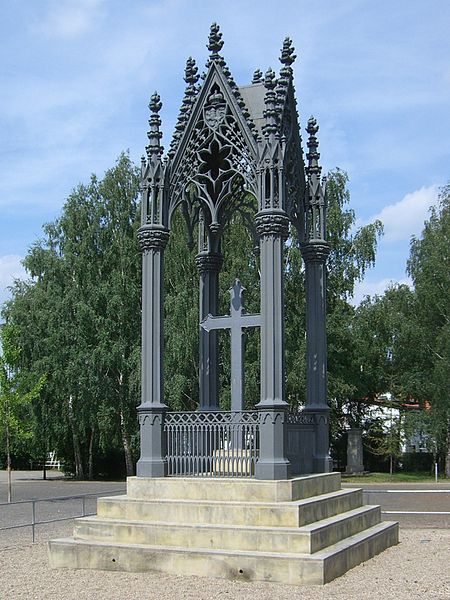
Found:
<box><xmin>0</xmin><ymin>324</ymin><xmax>45</xmax><ymax>501</ymax></box>
<box><xmin>408</xmin><ymin>183</ymin><xmax>450</xmax><ymax>476</ymax></box>
<box><xmin>3</xmin><ymin>154</ymin><xmax>141</xmax><ymax>478</ymax></box>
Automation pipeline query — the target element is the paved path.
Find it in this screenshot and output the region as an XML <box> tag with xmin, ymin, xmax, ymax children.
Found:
<box><xmin>342</xmin><ymin>482</ymin><xmax>450</xmax><ymax>528</ymax></box>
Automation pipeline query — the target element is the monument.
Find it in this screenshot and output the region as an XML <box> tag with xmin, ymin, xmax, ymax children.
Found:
<box><xmin>49</xmin><ymin>24</ymin><xmax>398</xmax><ymax>584</ymax></box>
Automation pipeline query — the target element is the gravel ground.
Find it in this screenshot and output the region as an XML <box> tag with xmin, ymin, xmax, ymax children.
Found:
<box><xmin>0</xmin><ymin>528</ymin><xmax>449</xmax><ymax>600</ymax></box>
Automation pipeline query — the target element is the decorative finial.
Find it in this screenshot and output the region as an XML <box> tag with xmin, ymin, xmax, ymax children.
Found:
<box><xmin>149</xmin><ymin>91</ymin><xmax>162</xmax><ymax>114</ymax></box>
<box><xmin>184</xmin><ymin>56</ymin><xmax>199</xmax><ymax>86</ymax></box>
<box><xmin>207</xmin><ymin>22</ymin><xmax>224</xmax><ymax>57</ymax></box>
<box><xmin>146</xmin><ymin>91</ymin><xmax>163</xmax><ymax>158</ymax></box>
<box><xmin>252</xmin><ymin>69</ymin><xmax>263</xmax><ymax>84</ymax></box>
<box><xmin>262</xmin><ymin>68</ymin><xmax>279</xmax><ymax>139</ymax></box>
<box><xmin>264</xmin><ymin>68</ymin><xmax>277</xmax><ymax>90</ymax></box>
<box><xmin>279</xmin><ymin>37</ymin><xmax>296</xmax><ymax>67</ymax></box>
<box><xmin>306</xmin><ymin>115</ymin><xmax>319</xmax><ymax>137</ymax></box>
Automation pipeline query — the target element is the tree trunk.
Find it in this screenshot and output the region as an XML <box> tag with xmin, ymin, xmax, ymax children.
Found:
<box><xmin>87</xmin><ymin>427</ymin><xmax>95</xmax><ymax>481</ymax></box>
<box><xmin>389</xmin><ymin>454</ymin><xmax>393</xmax><ymax>475</ymax></box>
<box><xmin>6</xmin><ymin>421</ymin><xmax>12</xmax><ymax>503</ymax></box>
<box><xmin>120</xmin><ymin>410</ymin><xmax>134</xmax><ymax>476</ymax></box>
<box><xmin>67</xmin><ymin>395</ymin><xmax>84</xmax><ymax>479</ymax></box>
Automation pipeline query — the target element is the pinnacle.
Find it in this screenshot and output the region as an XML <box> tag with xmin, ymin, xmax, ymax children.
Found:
<box><xmin>208</xmin><ymin>22</ymin><xmax>224</xmax><ymax>56</ymax></box>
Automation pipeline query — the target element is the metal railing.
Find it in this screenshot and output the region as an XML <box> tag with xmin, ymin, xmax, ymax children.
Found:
<box><xmin>0</xmin><ymin>489</ymin><xmax>124</xmax><ymax>543</ymax></box>
<box><xmin>165</xmin><ymin>411</ymin><xmax>260</xmax><ymax>477</ymax></box>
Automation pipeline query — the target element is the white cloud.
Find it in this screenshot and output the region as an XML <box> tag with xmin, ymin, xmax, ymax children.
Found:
<box><xmin>351</xmin><ymin>277</ymin><xmax>412</xmax><ymax>307</ymax></box>
<box><xmin>370</xmin><ymin>185</ymin><xmax>440</xmax><ymax>242</ymax></box>
<box><xmin>0</xmin><ymin>255</ymin><xmax>27</xmax><ymax>309</ymax></box>
<box><xmin>33</xmin><ymin>0</ymin><xmax>105</xmax><ymax>38</ymax></box>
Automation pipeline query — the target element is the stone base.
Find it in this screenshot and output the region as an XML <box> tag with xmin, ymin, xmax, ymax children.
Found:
<box><xmin>48</xmin><ymin>473</ymin><xmax>398</xmax><ymax>585</ymax></box>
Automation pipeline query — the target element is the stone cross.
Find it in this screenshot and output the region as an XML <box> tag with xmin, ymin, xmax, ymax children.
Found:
<box><xmin>201</xmin><ymin>279</ymin><xmax>261</xmax><ymax>412</ymax></box>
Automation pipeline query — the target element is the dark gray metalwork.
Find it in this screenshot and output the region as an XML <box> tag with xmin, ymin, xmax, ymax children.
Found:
<box><xmin>137</xmin><ymin>24</ymin><xmax>331</xmax><ymax>480</ymax></box>
<box><xmin>201</xmin><ymin>279</ymin><xmax>261</xmax><ymax>412</ymax></box>
<box><xmin>301</xmin><ymin>117</ymin><xmax>332</xmax><ymax>473</ymax></box>
<box><xmin>164</xmin><ymin>410</ymin><xmax>259</xmax><ymax>477</ymax></box>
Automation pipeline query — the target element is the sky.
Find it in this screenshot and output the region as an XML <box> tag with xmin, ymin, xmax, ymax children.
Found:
<box><xmin>1</xmin><ymin>0</ymin><xmax>449</xmax><ymax>309</ymax></box>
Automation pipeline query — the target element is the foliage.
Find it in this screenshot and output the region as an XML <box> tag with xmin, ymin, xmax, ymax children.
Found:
<box><xmin>0</xmin><ymin>323</ymin><xmax>45</xmax><ymax>499</ymax></box>
<box><xmin>2</xmin><ymin>154</ymin><xmax>141</xmax><ymax>478</ymax></box>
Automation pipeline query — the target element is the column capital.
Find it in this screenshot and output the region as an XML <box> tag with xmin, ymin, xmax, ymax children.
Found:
<box><xmin>255</xmin><ymin>211</ymin><xmax>289</xmax><ymax>239</ymax></box>
<box><xmin>195</xmin><ymin>252</ymin><xmax>223</xmax><ymax>274</ymax></box>
<box><xmin>138</xmin><ymin>225</ymin><xmax>170</xmax><ymax>252</ymax></box>
<box><xmin>300</xmin><ymin>241</ymin><xmax>331</xmax><ymax>263</ymax></box>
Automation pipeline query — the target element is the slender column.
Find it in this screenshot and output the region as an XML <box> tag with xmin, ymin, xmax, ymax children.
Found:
<box><xmin>195</xmin><ymin>252</ymin><xmax>223</xmax><ymax>411</ymax></box>
<box><xmin>301</xmin><ymin>242</ymin><xmax>332</xmax><ymax>473</ymax></box>
<box><xmin>136</xmin><ymin>225</ymin><xmax>170</xmax><ymax>477</ymax></box>
<box><xmin>254</xmin><ymin>212</ymin><xmax>290</xmax><ymax>480</ymax></box>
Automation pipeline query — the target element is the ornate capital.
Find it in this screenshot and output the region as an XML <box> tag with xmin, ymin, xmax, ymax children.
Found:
<box><xmin>195</xmin><ymin>252</ymin><xmax>223</xmax><ymax>274</ymax></box>
<box><xmin>137</xmin><ymin>226</ymin><xmax>170</xmax><ymax>252</ymax></box>
<box><xmin>255</xmin><ymin>212</ymin><xmax>289</xmax><ymax>239</ymax></box>
<box><xmin>300</xmin><ymin>241</ymin><xmax>330</xmax><ymax>263</ymax></box>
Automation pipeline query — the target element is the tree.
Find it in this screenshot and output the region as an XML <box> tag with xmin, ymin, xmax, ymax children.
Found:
<box><xmin>408</xmin><ymin>183</ymin><xmax>450</xmax><ymax>476</ymax></box>
<box><xmin>0</xmin><ymin>324</ymin><xmax>45</xmax><ymax>501</ymax></box>
<box><xmin>3</xmin><ymin>154</ymin><xmax>141</xmax><ymax>478</ymax></box>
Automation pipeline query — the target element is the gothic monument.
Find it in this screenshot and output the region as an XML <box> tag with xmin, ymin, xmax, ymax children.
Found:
<box><xmin>137</xmin><ymin>23</ymin><xmax>330</xmax><ymax>479</ymax></box>
<box><xmin>49</xmin><ymin>25</ymin><xmax>398</xmax><ymax>583</ymax></box>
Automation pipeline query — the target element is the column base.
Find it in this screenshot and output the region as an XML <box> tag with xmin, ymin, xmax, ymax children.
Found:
<box><xmin>255</xmin><ymin>459</ymin><xmax>291</xmax><ymax>480</ymax></box>
<box><xmin>136</xmin><ymin>458</ymin><xmax>167</xmax><ymax>478</ymax></box>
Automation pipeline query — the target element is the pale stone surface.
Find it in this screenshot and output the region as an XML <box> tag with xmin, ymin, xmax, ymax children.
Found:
<box><xmin>48</xmin><ymin>473</ymin><xmax>398</xmax><ymax>585</ymax></box>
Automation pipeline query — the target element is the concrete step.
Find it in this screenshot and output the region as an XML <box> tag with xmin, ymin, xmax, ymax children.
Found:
<box><xmin>49</xmin><ymin>521</ymin><xmax>398</xmax><ymax>585</ymax></box>
<box><xmin>97</xmin><ymin>487</ymin><xmax>363</xmax><ymax>528</ymax></box>
<box><xmin>126</xmin><ymin>472</ymin><xmax>341</xmax><ymax>502</ymax></box>
<box><xmin>74</xmin><ymin>504</ymin><xmax>380</xmax><ymax>554</ymax></box>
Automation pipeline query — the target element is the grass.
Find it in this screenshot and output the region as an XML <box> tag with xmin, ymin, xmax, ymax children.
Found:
<box><xmin>340</xmin><ymin>471</ymin><xmax>447</xmax><ymax>484</ymax></box>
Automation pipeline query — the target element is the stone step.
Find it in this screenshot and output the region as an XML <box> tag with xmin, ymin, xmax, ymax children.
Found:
<box><xmin>74</xmin><ymin>504</ymin><xmax>381</xmax><ymax>554</ymax></box>
<box><xmin>97</xmin><ymin>487</ymin><xmax>363</xmax><ymax>528</ymax></box>
<box><xmin>49</xmin><ymin>521</ymin><xmax>398</xmax><ymax>585</ymax></box>
<box><xmin>126</xmin><ymin>472</ymin><xmax>341</xmax><ymax>502</ymax></box>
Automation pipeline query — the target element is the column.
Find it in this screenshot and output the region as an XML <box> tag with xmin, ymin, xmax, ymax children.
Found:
<box><xmin>195</xmin><ymin>252</ymin><xmax>223</xmax><ymax>411</ymax></box>
<box><xmin>254</xmin><ymin>212</ymin><xmax>290</xmax><ymax>480</ymax></box>
<box><xmin>301</xmin><ymin>242</ymin><xmax>332</xmax><ymax>473</ymax></box>
<box><xmin>136</xmin><ymin>225</ymin><xmax>170</xmax><ymax>477</ymax></box>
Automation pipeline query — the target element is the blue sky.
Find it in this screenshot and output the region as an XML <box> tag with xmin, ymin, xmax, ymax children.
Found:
<box><xmin>1</xmin><ymin>0</ymin><xmax>449</xmax><ymax>308</ymax></box>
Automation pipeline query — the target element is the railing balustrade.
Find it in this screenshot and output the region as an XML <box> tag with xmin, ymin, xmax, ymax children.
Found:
<box><xmin>164</xmin><ymin>411</ymin><xmax>260</xmax><ymax>477</ymax></box>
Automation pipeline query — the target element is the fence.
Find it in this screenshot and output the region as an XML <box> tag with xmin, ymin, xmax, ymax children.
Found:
<box><xmin>164</xmin><ymin>409</ymin><xmax>317</xmax><ymax>477</ymax></box>
<box><xmin>165</xmin><ymin>410</ymin><xmax>260</xmax><ymax>477</ymax></box>
<box><xmin>0</xmin><ymin>489</ymin><xmax>124</xmax><ymax>543</ymax></box>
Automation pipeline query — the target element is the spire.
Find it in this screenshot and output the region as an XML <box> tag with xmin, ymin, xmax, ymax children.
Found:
<box><xmin>306</xmin><ymin>116</ymin><xmax>321</xmax><ymax>180</ymax></box>
<box><xmin>168</xmin><ymin>57</ymin><xmax>200</xmax><ymax>158</ymax></box>
<box><xmin>262</xmin><ymin>68</ymin><xmax>279</xmax><ymax>139</ymax></box>
<box><xmin>146</xmin><ymin>92</ymin><xmax>163</xmax><ymax>159</ymax></box>
<box><xmin>305</xmin><ymin>116</ymin><xmax>327</xmax><ymax>241</ymax></box>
